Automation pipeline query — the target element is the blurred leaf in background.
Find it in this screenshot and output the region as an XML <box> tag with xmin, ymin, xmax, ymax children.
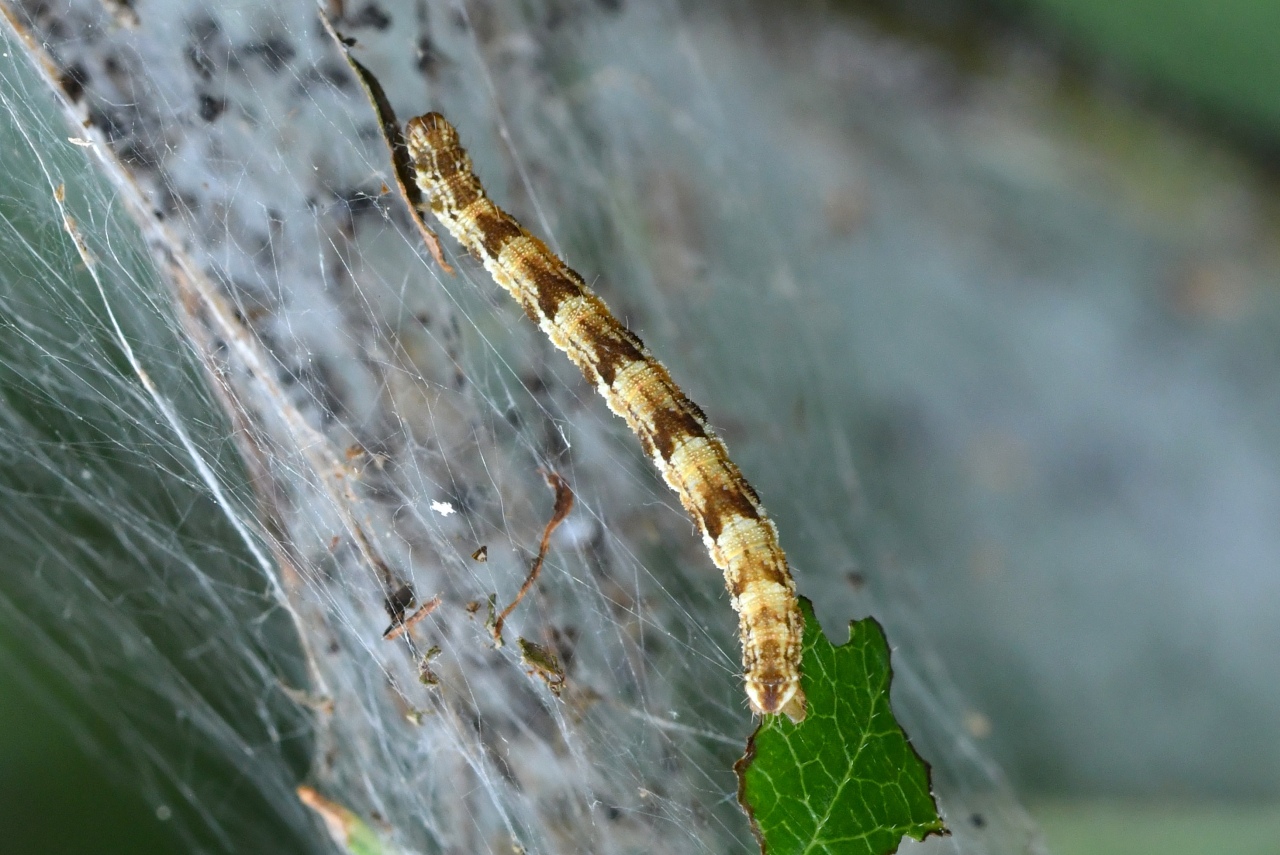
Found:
<box><xmin>1004</xmin><ymin>0</ymin><xmax>1280</xmax><ymax>142</ymax></box>
<box><xmin>0</xmin><ymin>644</ymin><xmax>185</xmax><ymax>855</ymax></box>
<box><xmin>1036</xmin><ymin>801</ymin><xmax>1280</xmax><ymax>855</ymax></box>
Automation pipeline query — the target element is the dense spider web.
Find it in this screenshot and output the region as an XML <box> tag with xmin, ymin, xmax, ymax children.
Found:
<box><xmin>0</xmin><ymin>1</ymin><xmax>1058</xmax><ymax>852</ymax></box>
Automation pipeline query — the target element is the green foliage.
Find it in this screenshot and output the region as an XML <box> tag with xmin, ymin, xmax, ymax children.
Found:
<box><xmin>1009</xmin><ymin>0</ymin><xmax>1280</xmax><ymax>138</ymax></box>
<box><xmin>735</xmin><ymin>600</ymin><xmax>945</xmax><ymax>855</ymax></box>
<box><xmin>298</xmin><ymin>788</ymin><xmax>403</xmax><ymax>855</ymax></box>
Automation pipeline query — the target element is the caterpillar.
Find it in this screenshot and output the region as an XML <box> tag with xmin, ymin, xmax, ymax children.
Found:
<box><xmin>406</xmin><ymin>112</ymin><xmax>805</xmax><ymax>721</ymax></box>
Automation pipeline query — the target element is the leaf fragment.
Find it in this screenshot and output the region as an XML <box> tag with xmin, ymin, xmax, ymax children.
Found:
<box><xmin>297</xmin><ymin>786</ymin><xmax>403</xmax><ymax>855</ymax></box>
<box><xmin>735</xmin><ymin>599</ymin><xmax>945</xmax><ymax>855</ymax></box>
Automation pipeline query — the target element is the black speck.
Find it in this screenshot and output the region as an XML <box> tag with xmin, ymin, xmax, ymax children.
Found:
<box><xmin>333</xmin><ymin>187</ymin><xmax>383</xmax><ymax>220</ymax></box>
<box><xmin>58</xmin><ymin>62</ymin><xmax>90</xmax><ymax>102</ymax></box>
<box><xmin>86</xmin><ymin>106</ymin><xmax>126</xmax><ymax>141</ymax></box>
<box><xmin>346</xmin><ymin>2</ymin><xmax>391</xmax><ymax>30</ymax></box>
<box><xmin>185</xmin><ymin>17</ymin><xmax>223</xmax><ymax>81</ymax></box>
<box><xmin>597</xmin><ymin>0</ymin><xmax>623</xmax><ymax>10</ymax></box>
<box><xmin>548</xmin><ymin>625</ymin><xmax>579</xmax><ymax>669</ymax></box>
<box><xmin>416</xmin><ymin>34</ymin><xmax>441</xmax><ymax>76</ymax></box>
<box><xmin>969</xmin><ymin>813</ymin><xmax>986</xmax><ymax>828</ymax></box>
<box><xmin>319</xmin><ymin>60</ymin><xmax>354</xmax><ymax>88</ymax></box>
<box><xmin>102</xmin><ymin>53</ymin><xmax>123</xmax><ymax>78</ymax></box>
<box><xmin>244</xmin><ymin>35</ymin><xmax>295</xmax><ymax>73</ymax></box>
<box><xmin>118</xmin><ymin>142</ymin><xmax>157</xmax><ymax>169</ymax></box>
<box><xmin>44</xmin><ymin>17</ymin><xmax>68</xmax><ymax>42</ymax></box>
<box><xmin>383</xmin><ymin>583</ymin><xmax>414</xmax><ymax>624</ymax></box>
<box><xmin>197</xmin><ymin>93</ymin><xmax>227</xmax><ymax>122</ymax></box>
<box><xmin>298</xmin><ymin>61</ymin><xmax>353</xmax><ymax>92</ymax></box>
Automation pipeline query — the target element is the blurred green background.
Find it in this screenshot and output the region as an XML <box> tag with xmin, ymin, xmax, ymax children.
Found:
<box><xmin>1006</xmin><ymin>0</ymin><xmax>1280</xmax><ymax>142</ymax></box>
<box><xmin>0</xmin><ymin>640</ymin><xmax>183</xmax><ymax>854</ymax></box>
<box><xmin>3</xmin><ymin>1</ymin><xmax>1279</xmax><ymax>853</ymax></box>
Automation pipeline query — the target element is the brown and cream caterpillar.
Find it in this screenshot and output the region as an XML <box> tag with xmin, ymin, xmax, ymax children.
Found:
<box><xmin>405</xmin><ymin>112</ymin><xmax>805</xmax><ymax>721</ymax></box>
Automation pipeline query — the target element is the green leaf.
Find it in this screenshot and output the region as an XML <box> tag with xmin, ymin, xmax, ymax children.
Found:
<box><xmin>298</xmin><ymin>787</ymin><xmax>405</xmax><ymax>855</ymax></box>
<box><xmin>735</xmin><ymin>598</ymin><xmax>946</xmax><ymax>855</ymax></box>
